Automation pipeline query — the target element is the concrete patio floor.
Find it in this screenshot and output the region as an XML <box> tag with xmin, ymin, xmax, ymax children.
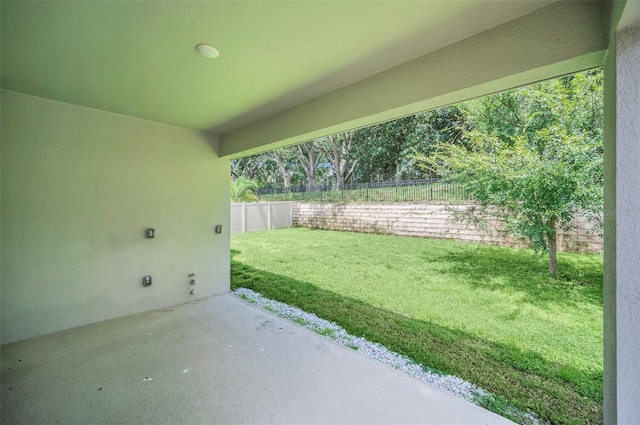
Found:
<box><xmin>1</xmin><ymin>293</ymin><xmax>513</xmax><ymax>424</ymax></box>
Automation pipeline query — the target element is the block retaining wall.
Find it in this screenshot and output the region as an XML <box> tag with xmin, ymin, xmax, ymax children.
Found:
<box><xmin>293</xmin><ymin>203</ymin><xmax>602</xmax><ymax>254</ymax></box>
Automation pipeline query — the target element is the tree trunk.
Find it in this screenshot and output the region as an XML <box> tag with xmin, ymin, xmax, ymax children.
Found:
<box><xmin>320</xmin><ymin>132</ymin><xmax>358</xmax><ymax>189</ymax></box>
<box><xmin>336</xmin><ymin>174</ymin><xmax>344</xmax><ymax>189</ymax></box>
<box><xmin>307</xmin><ymin>146</ymin><xmax>315</xmax><ymax>188</ymax></box>
<box><xmin>546</xmin><ymin>221</ymin><xmax>558</xmax><ymax>277</ymax></box>
<box><xmin>295</xmin><ymin>142</ymin><xmax>316</xmax><ymax>189</ymax></box>
<box><xmin>272</xmin><ymin>150</ymin><xmax>293</xmax><ymax>193</ymax></box>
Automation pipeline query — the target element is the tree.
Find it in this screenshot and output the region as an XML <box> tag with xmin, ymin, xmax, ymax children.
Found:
<box><xmin>230</xmin><ymin>177</ymin><xmax>259</xmax><ymax>203</ymax></box>
<box><xmin>319</xmin><ymin>131</ymin><xmax>359</xmax><ymax>187</ymax></box>
<box><xmin>421</xmin><ymin>70</ymin><xmax>603</xmax><ymax>277</ymax></box>
<box><xmin>352</xmin><ymin>106</ymin><xmax>468</xmax><ymax>182</ymax></box>
<box><xmin>231</xmin><ymin>156</ymin><xmax>260</xmax><ymax>181</ymax></box>
<box><xmin>231</xmin><ymin>152</ymin><xmax>279</xmax><ymax>186</ymax></box>
<box><xmin>270</xmin><ymin>147</ymin><xmax>299</xmax><ymax>192</ymax></box>
<box><xmin>231</xmin><ymin>106</ymin><xmax>469</xmax><ymax>187</ymax></box>
<box><xmin>295</xmin><ymin>141</ymin><xmax>319</xmax><ymax>189</ymax></box>
<box><xmin>355</xmin><ymin>115</ymin><xmax>420</xmax><ymax>181</ymax></box>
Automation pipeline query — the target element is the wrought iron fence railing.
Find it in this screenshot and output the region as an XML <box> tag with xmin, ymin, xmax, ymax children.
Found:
<box><xmin>256</xmin><ymin>178</ymin><xmax>468</xmax><ymax>203</ymax></box>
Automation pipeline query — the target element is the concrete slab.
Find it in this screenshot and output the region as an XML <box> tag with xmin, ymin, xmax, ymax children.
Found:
<box><xmin>1</xmin><ymin>293</ymin><xmax>513</xmax><ymax>424</ymax></box>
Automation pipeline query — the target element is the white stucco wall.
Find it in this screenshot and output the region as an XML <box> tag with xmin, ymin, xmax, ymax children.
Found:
<box><xmin>602</xmin><ymin>18</ymin><xmax>618</xmax><ymax>425</ymax></box>
<box><xmin>614</xmin><ymin>24</ymin><xmax>640</xmax><ymax>425</ymax></box>
<box><xmin>0</xmin><ymin>90</ymin><xmax>230</xmax><ymax>344</ymax></box>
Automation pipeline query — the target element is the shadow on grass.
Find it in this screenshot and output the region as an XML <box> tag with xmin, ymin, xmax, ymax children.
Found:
<box><xmin>426</xmin><ymin>245</ymin><xmax>603</xmax><ymax>309</ymax></box>
<box><xmin>231</xmin><ymin>259</ymin><xmax>602</xmax><ymax>425</ymax></box>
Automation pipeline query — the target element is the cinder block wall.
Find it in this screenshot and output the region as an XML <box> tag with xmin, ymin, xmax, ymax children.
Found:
<box><xmin>293</xmin><ymin>203</ymin><xmax>602</xmax><ymax>254</ymax></box>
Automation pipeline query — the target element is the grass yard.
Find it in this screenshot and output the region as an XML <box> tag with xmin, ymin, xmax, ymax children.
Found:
<box><xmin>231</xmin><ymin>228</ymin><xmax>603</xmax><ymax>425</ymax></box>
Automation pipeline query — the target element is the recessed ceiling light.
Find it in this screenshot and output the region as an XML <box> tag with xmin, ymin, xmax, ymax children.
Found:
<box><xmin>195</xmin><ymin>44</ymin><xmax>220</xmax><ymax>59</ymax></box>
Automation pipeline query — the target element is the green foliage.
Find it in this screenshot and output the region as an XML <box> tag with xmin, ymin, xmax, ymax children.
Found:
<box><xmin>231</xmin><ymin>106</ymin><xmax>469</xmax><ymax>187</ymax></box>
<box><xmin>426</xmin><ymin>128</ymin><xmax>602</xmax><ymax>248</ymax></box>
<box><xmin>465</xmin><ymin>70</ymin><xmax>603</xmax><ymax>149</ymax></box>
<box><xmin>352</xmin><ymin>106</ymin><xmax>468</xmax><ymax>181</ymax></box>
<box><xmin>231</xmin><ymin>152</ymin><xmax>277</xmax><ymax>185</ymax></box>
<box><xmin>230</xmin><ymin>176</ymin><xmax>259</xmax><ymax>203</ymax></box>
<box><xmin>420</xmin><ymin>70</ymin><xmax>603</xmax><ymax>275</ymax></box>
<box><xmin>232</xmin><ymin>228</ymin><xmax>604</xmax><ymax>424</ymax></box>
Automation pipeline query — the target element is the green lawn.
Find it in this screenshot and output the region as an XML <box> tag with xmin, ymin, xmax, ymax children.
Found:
<box><xmin>231</xmin><ymin>228</ymin><xmax>603</xmax><ymax>424</ymax></box>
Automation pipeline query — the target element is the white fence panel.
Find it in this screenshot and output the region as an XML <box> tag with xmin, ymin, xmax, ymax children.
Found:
<box><xmin>231</xmin><ymin>202</ymin><xmax>294</xmax><ymax>234</ymax></box>
<box><xmin>230</xmin><ymin>204</ymin><xmax>244</xmax><ymax>233</ymax></box>
<box><xmin>270</xmin><ymin>202</ymin><xmax>294</xmax><ymax>229</ymax></box>
<box><xmin>246</xmin><ymin>203</ymin><xmax>268</xmax><ymax>232</ymax></box>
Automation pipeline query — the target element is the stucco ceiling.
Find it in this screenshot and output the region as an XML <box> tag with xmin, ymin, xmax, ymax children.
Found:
<box><xmin>1</xmin><ymin>1</ymin><xmax>554</xmax><ymax>135</ymax></box>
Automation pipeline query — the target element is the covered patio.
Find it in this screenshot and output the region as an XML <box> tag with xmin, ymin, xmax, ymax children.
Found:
<box><xmin>2</xmin><ymin>1</ymin><xmax>639</xmax><ymax>423</ymax></box>
<box><xmin>1</xmin><ymin>293</ymin><xmax>511</xmax><ymax>424</ymax></box>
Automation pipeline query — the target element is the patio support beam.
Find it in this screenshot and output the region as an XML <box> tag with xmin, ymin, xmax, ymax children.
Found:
<box><xmin>219</xmin><ymin>0</ymin><xmax>607</xmax><ymax>158</ymax></box>
<box><xmin>604</xmin><ymin>1</ymin><xmax>640</xmax><ymax>422</ymax></box>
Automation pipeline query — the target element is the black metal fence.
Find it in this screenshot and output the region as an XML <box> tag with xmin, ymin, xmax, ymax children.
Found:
<box><xmin>256</xmin><ymin>178</ymin><xmax>468</xmax><ymax>203</ymax></box>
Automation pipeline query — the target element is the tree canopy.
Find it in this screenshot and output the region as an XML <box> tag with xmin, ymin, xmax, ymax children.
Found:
<box><xmin>231</xmin><ymin>104</ymin><xmax>468</xmax><ymax>189</ymax></box>
<box><xmin>419</xmin><ymin>70</ymin><xmax>603</xmax><ymax>276</ymax></box>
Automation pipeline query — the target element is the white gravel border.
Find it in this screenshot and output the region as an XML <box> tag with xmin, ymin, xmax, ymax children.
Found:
<box><xmin>233</xmin><ymin>287</ymin><xmax>542</xmax><ymax>425</ymax></box>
